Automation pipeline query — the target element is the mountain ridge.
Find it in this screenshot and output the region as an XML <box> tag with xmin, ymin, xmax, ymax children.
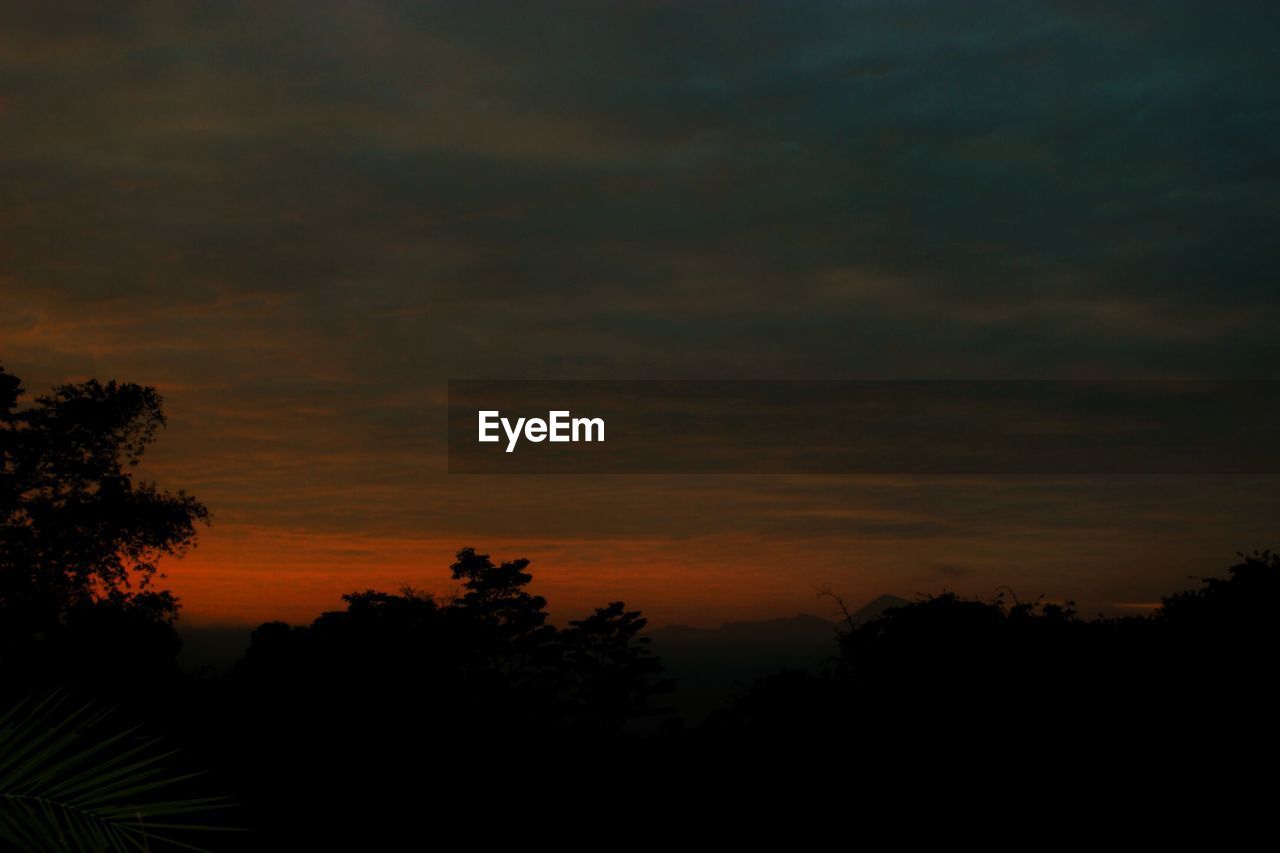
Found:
<box><xmin>650</xmin><ymin>593</ymin><xmax>910</xmax><ymax>638</ymax></box>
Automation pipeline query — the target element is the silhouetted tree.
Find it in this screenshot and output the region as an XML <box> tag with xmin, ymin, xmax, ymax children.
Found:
<box><xmin>448</xmin><ymin>547</ymin><xmax>558</xmax><ymax>680</ymax></box>
<box><xmin>0</xmin><ymin>366</ymin><xmax>206</xmax><ymax>689</ymax></box>
<box><xmin>1157</xmin><ymin>549</ymin><xmax>1280</xmax><ymax>632</ymax></box>
<box><xmin>560</xmin><ymin>601</ymin><xmax>672</xmax><ymax>731</ymax></box>
<box><xmin>222</xmin><ymin>556</ymin><xmax>679</xmax><ymax>845</ymax></box>
<box><xmin>1147</xmin><ymin>550</ymin><xmax>1280</xmax><ymax>721</ymax></box>
<box><xmin>233</xmin><ymin>588</ymin><xmax>450</xmax><ymax>694</ymax></box>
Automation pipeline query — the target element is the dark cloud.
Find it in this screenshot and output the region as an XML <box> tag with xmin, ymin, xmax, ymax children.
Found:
<box><xmin>934</xmin><ymin>563</ymin><xmax>973</xmax><ymax>580</ymax></box>
<box><xmin>2</xmin><ymin>2</ymin><xmax>1277</xmax><ymax>623</ymax></box>
<box><xmin>6</xmin><ymin>1</ymin><xmax>1279</xmax><ymax>375</ymax></box>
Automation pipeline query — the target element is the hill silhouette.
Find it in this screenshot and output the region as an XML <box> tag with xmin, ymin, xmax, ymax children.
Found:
<box><xmin>648</xmin><ymin>598</ymin><xmax>908</xmax><ymax>722</ymax></box>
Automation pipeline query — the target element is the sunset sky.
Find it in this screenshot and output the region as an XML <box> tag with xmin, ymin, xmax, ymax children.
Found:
<box><xmin>3</xmin><ymin>2</ymin><xmax>1278</xmax><ymax>627</ymax></box>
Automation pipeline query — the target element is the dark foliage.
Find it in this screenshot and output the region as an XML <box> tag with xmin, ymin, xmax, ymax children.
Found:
<box><xmin>560</xmin><ymin>602</ymin><xmax>673</xmax><ymax>731</ymax></box>
<box><xmin>2</xmin><ymin>364</ymin><xmax>1278</xmax><ymax>846</ymax></box>
<box><xmin>0</xmin><ymin>365</ymin><xmax>207</xmax><ymax>697</ymax></box>
<box><xmin>703</xmin><ymin>552</ymin><xmax>1280</xmax><ymax>778</ymax></box>
<box><xmin>0</xmin><ymin>691</ymin><xmax>237</xmax><ymax>852</ymax></box>
<box><xmin>215</xmin><ymin>551</ymin><xmax>676</xmax><ymax>847</ymax></box>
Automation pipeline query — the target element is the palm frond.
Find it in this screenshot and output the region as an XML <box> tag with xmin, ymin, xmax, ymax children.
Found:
<box><xmin>0</xmin><ymin>690</ymin><xmax>238</xmax><ymax>852</ymax></box>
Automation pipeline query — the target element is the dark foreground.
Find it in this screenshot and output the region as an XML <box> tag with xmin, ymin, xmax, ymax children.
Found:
<box><xmin>3</xmin><ymin>548</ymin><xmax>1277</xmax><ymax>849</ymax></box>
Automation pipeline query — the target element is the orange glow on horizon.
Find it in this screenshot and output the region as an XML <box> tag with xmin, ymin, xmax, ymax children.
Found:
<box><xmin>162</xmin><ymin>524</ymin><xmax>884</xmax><ymax>630</ymax></box>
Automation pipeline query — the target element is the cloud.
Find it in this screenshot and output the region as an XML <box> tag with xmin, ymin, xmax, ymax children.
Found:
<box><xmin>3</xmin><ymin>1</ymin><xmax>1278</xmax><ymax>623</ymax></box>
<box><xmin>933</xmin><ymin>563</ymin><xmax>974</xmax><ymax>580</ymax></box>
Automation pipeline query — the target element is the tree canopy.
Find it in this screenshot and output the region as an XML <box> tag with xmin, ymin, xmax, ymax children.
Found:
<box><xmin>0</xmin><ymin>365</ymin><xmax>207</xmax><ymax>676</ymax></box>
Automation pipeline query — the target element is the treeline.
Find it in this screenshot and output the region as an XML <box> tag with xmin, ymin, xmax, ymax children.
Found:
<box><xmin>3</xmin><ymin>365</ymin><xmax>1278</xmax><ymax>849</ymax></box>
<box><xmin>707</xmin><ymin>552</ymin><xmax>1279</xmax><ymax>750</ymax></box>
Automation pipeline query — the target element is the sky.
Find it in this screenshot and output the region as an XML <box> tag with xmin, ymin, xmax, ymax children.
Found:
<box><xmin>3</xmin><ymin>1</ymin><xmax>1278</xmax><ymax>627</ymax></box>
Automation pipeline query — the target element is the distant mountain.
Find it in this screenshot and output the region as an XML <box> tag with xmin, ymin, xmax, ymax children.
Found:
<box><xmin>848</xmin><ymin>593</ymin><xmax>911</xmax><ymax>625</ymax></box>
<box><xmin>647</xmin><ymin>594</ymin><xmax>910</xmax><ymax>724</ymax></box>
<box><xmin>649</xmin><ymin>594</ymin><xmax>910</xmax><ymax>646</ymax></box>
